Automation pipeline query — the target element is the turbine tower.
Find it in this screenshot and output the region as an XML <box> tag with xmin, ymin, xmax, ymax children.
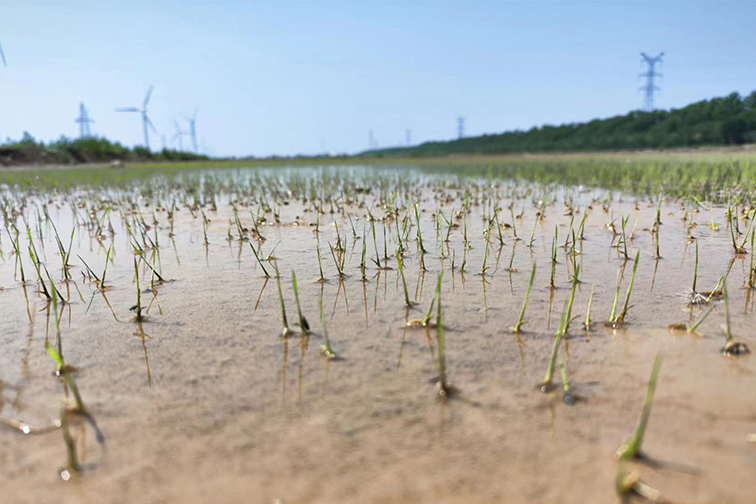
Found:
<box><xmin>116</xmin><ymin>85</ymin><xmax>157</xmax><ymax>150</ymax></box>
<box><xmin>640</xmin><ymin>52</ymin><xmax>664</xmax><ymax>111</ymax></box>
<box><xmin>185</xmin><ymin>108</ymin><xmax>198</xmax><ymax>154</ymax></box>
<box><xmin>405</xmin><ymin>128</ymin><xmax>411</xmax><ymax>146</ymax></box>
<box><xmin>457</xmin><ymin>117</ymin><xmax>465</xmax><ymax>139</ymax></box>
<box><xmin>75</xmin><ymin>103</ymin><xmax>94</xmax><ymax>138</ymax></box>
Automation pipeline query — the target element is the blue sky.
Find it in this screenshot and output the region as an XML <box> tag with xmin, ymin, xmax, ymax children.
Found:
<box><xmin>1</xmin><ymin>1</ymin><xmax>756</xmax><ymax>157</ymax></box>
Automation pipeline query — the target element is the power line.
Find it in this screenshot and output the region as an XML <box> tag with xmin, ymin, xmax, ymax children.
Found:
<box><xmin>640</xmin><ymin>52</ymin><xmax>664</xmax><ymax>111</ymax></box>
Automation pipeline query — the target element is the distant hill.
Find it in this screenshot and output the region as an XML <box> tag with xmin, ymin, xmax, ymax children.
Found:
<box><xmin>0</xmin><ymin>133</ymin><xmax>208</xmax><ymax>167</ymax></box>
<box><xmin>362</xmin><ymin>91</ymin><xmax>756</xmax><ymax>157</ymax></box>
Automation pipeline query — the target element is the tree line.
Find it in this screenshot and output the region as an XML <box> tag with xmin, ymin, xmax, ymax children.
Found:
<box><xmin>363</xmin><ymin>91</ymin><xmax>756</xmax><ymax>157</ymax></box>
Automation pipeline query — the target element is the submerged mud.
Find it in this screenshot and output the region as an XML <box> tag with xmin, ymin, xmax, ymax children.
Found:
<box><xmin>0</xmin><ymin>169</ymin><xmax>755</xmax><ymax>503</ymax></box>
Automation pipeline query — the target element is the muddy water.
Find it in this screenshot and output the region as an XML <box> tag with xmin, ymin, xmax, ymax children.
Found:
<box><xmin>0</xmin><ymin>172</ymin><xmax>755</xmax><ymax>504</ymax></box>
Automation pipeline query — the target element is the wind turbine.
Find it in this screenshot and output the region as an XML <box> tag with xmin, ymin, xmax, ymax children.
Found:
<box><xmin>116</xmin><ymin>86</ymin><xmax>157</xmax><ymax>150</ymax></box>
<box><xmin>0</xmin><ymin>40</ymin><xmax>7</xmax><ymax>67</ymax></box>
<box><xmin>185</xmin><ymin>108</ymin><xmax>198</xmax><ymax>154</ymax></box>
<box><xmin>172</xmin><ymin>119</ymin><xmax>187</xmax><ymax>151</ymax></box>
<box><xmin>75</xmin><ymin>103</ymin><xmax>94</xmax><ymax>138</ymax></box>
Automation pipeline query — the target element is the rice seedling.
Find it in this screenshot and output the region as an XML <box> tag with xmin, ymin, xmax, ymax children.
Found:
<box><xmin>45</xmin><ymin>282</ymin><xmax>105</xmax><ymax>479</ymax></box>
<box><xmin>506</xmin><ymin>242</ymin><xmax>518</xmax><ymax>272</ymax></box>
<box><xmin>347</xmin><ymin>212</ymin><xmax>359</xmax><ymax>240</ymax></box>
<box><xmin>576</xmin><ymin>212</ymin><xmax>587</xmax><ymax>241</ymax></box>
<box><xmin>130</xmin><ymin>257</ymin><xmax>145</xmax><ymax>321</ymax></box>
<box><xmin>608</xmin><ymin>250</ymin><xmax>640</xmax><ymax>328</ymax></box>
<box><xmin>99</xmin><ymin>245</ymin><xmax>113</xmax><ymax>289</ymax></box>
<box><xmin>291</xmin><ymin>271</ymin><xmax>309</xmax><ymax>334</ymax></box>
<box><xmin>654</xmin><ymin>199</ymin><xmax>662</xmax><ymax>227</ymax></box>
<box><xmin>8</xmin><ymin>228</ymin><xmax>26</xmax><ymax>284</ymax></box>
<box><xmin>721</xmin><ymin>279</ymin><xmax>749</xmax><ymax>355</ymax></box>
<box><xmin>653</xmin><ymin>222</ymin><xmax>661</xmax><ymax>259</ymax></box>
<box><xmin>132</xmin><ymin>245</ymin><xmax>167</xmax><ymax>284</ymax></box>
<box><xmin>509</xmin><ymin>204</ymin><xmax>520</xmax><ymax>241</ymax></box>
<box><xmin>360</xmin><ymin>229</ymin><xmax>367</xmax><ymax>281</ymax></box>
<box><xmin>50</xmin><ymin>223</ymin><xmax>75</xmax><ymax>280</ymax></box>
<box><xmin>28</xmin><ymin>247</ymin><xmax>52</xmax><ymax>300</ymax></box>
<box><xmin>407</xmin><ymin>271</ymin><xmax>442</xmax><ymax>328</ymax></box>
<box><xmin>668</xmin><ymin>305</ymin><xmax>715</xmax><ymax>334</ymax></box>
<box><xmin>541</xmin><ymin>264</ymin><xmax>579</xmax><ymax>393</ymax></box>
<box><xmin>528</xmin><ymin>214</ymin><xmax>537</xmax><ymax>248</ymax></box>
<box><xmin>249</xmin><ymin>210</ymin><xmax>267</xmax><ymax>241</ymax></box>
<box><xmin>329</xmin><ymin>240</ymin><xmax>346</xmax><ymax>278</ymax></box>
<box><xmin>249</xmin><ymin>242</ymin><xmax>271</xmax><ymax>277</ymax></box>
<box><xmin>729</xmin><ymin>210</ymin><xmax>748</xmax><ymax>255</ymax></box>
<box><xmin>480</xmin><ymin>221</ymin><xmax>492</xmax><ymax>277</ymax></box>
<box><xmin>511</xmin><ymin>263</ymin><xmax>536</xmax><ymax>333</ymax></box>
<box><xmin>396</xmin><ymin>249</ymin><xmax>414</xmax><ymax>307</ymax></box>
<box><xmin>616</xmin><ymin>214</ymin><xmax>630</xmax><ymax>260</ymax></box>
<box><xmin>549</xmin><ymin>226</ymin><xmax>557</xmax><ymax>288</ymax></box>
<box><xmin>687</xmin><ymin>241</ymin><xmax>710</xmax><ymax>305</ymax></box>
<box><xmin>493</xmin><ymin>206</ymin><xmax>504</xmax><ymax>246</ymax></box>
<box><xmin>316</xmin><ymin>246</ymin><xmax>326</xmax><ymax>283</ymax></box>
<box><xmin>583</xmin><ymin>283</ymin><xmax>595</xmax><ymax>330</ymax></box>
<box><xmin>414</xmin><ymin>203</ymin><xmax>427</xmax><ymax>254</ymax></box>
<box><xmin>615</xmin><ymin>354</ymin><xmax>663</xmax><ymax>460</ymax></box>
<box><xmin>319</xmin><ymin>288</ymin><xmax>336</xmax><ymax>359</ymax></box>
<box><xmin>370</xmin><ymin>219</ymin><xmax>382</xmax><ymax>269</ymax></box>
<box><xmin>274</xmin><ymin>262</ymin><xmax>291</xmax><ymax>337</ymax></box>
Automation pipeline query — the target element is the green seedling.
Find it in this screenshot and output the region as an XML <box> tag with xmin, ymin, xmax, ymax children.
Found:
<box><xmin>129</xmin><ymin>257</ymin><xmax>144</xmax><ymax>321</ymax></box>
<box><xmin>609</xmin><ymin>251</ymin><xmax>640</xmax><ymax>327</ymax></box>
<box><xmin>100</xmin><ymin>245</ymin><xmax>112</xmax><ymax>289</ymax></box>
<box><xmin>319</xmin><ymin>288</ymin><xmax>336</xmax><ymax>358</ymax></box>
<box><xmin>396</xmin><ymin>249</ymin><xmax>414</xmax><ymax>307</ymax></box>
<box><xmin>316</xmin><ymin>246</ymin><xmax>326</xmax><ymax>283</ymax></box>
<box><xmin>615</xmin><ymin>354</ymin><xmax>663</xmax><ymax>460</ymax></box>
<box><xmin>511</xmin><ymin>263</ymin><xmax>536</xmax><ymax>332</ymax></box>
<box><xmin>132</xmin><ymin>245</ymin><xmax>167</xmax><ymax>283</ymax></box>
<box><xmin>274</xmin><ymin>262</ymin><xmax>290</xmax><ymax>337</ymax></box>
<box><xmin>414</xmin><ymin>204</ymin><xmax>427</xmax><ymax>253</ymax></box>
<box><xmin>721</xmin><ymin>279</ymin><xmax>749</xmax><ymax>355</ymax></box>
<box><xmin>542</xmin><ymin>265</ymin><xmax>580</xmax><ymax>392</ymax></box>
<box><xmin>77</xmin><ymin>255</ymin><xmax>101</xmax><ymax>284</ymax></box>
<box><xmin>291</xmin><ymin>271</ymin><xmax>309</xmax><ymax>334</ymax></box>
<box><xmin>407</xmin><ymin>271</ymin><xmax>442</xmax><ymax>328</ymax></box>
<box><xmin>584</xmin><ymin>284</ymin><xmax>595</xmax><ymax>330</ymax></box>
<box><xmin>46</xmin><ymin>282</ymin><xmax>105</xmax><ymax>478</ymax></box>
<box><xmin>249</xmin><ymin>242</ymin><xmax>271</xmax><ymax>277</ymax></box>
<box><xmin>668</xmin><ymin>305</ymin><xmax>715</xmax><ymax>334</ymax></box>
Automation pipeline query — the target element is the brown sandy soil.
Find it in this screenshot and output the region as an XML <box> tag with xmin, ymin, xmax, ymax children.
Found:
<box><xmin>0</xmin><ymin>190</ymin><xmax>755</xmax><ymax>504</ymax></box>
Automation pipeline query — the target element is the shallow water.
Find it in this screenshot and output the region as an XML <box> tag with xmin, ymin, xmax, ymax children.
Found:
<box><xmin>1</xmin><ymin>165</ymin><xmax>755</xmax><ymax>503</ymax></box>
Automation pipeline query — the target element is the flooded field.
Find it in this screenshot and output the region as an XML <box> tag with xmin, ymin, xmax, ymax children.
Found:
<box><xmin>1</xmin><ymin>163</ymin><xmax>755</xmax><ymax>503</ymax></box>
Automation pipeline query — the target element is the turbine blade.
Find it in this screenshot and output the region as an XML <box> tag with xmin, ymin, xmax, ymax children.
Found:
<box><xmin>0</xmin><ymin>42</ymin><xmax>6</xmax><ymax>66</ymax></box>
<box><xmin>143</xmin><ymin>85</ymin><xmax>154</xmax><ymax>109</ymax></box>
<box><xmin>115</xmin><ymin>107</ymin><xmax>140</xmax><ymax>113</ymax></box>
<box><xmin>146</xmin><ymin>116</ymin><xmax>158</xmax><ymax>134</ymax></box>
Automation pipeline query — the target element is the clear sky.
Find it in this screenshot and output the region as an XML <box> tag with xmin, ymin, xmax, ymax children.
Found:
<box><xmin>1</xmin><ymin>1</ymin><xmax>756</xmax><ymax>157</ymax></box>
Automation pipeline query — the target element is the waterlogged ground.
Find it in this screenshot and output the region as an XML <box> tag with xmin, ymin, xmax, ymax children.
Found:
<box><xmin>1</xmin><ymin>166</ymin><xmax>755</xmax><ymax>504</ymax></box>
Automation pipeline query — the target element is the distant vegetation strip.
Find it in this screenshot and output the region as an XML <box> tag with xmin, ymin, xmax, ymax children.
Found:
<box><xmin>364</xmin><ymin>91</ymin><xmax>756</xmax><ymax>157</ymax></box>
<box><xmin>0</xmin><ymin>133</ymin><xmax>208</xmax><ymax>166</ymax></box>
